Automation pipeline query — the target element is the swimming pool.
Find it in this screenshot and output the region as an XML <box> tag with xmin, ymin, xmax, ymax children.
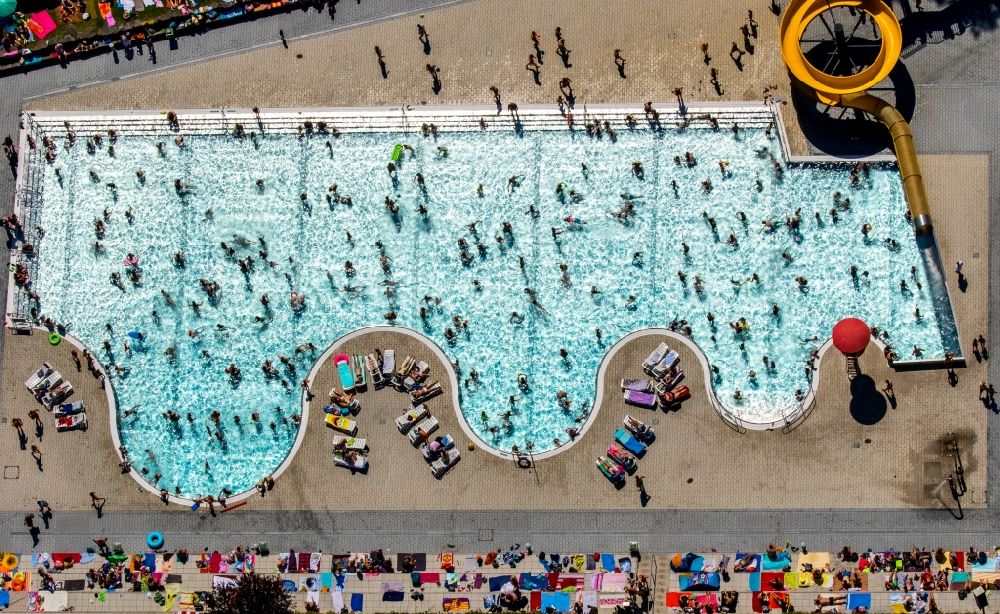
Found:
<box><xmin>14</xmin><ymin>107</ymin><xmax>959</xmax><ymax>496</ymax></box>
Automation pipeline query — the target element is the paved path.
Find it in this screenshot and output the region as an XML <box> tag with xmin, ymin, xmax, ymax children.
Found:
<box><xmin>0</xmin><ymin>0</ymin><xmax>998</xmax><ymax>560</ymax></box>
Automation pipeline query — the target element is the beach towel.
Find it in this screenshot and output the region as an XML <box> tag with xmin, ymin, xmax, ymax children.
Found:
<box><xmin>666</xmin><ymin>592</ymin><xmax>693</xmax><ymax>607</ymax></box>
<box><xmin>321</xmin><ymin>572</ymin><xmax>334</xmax><ymax>590</ymax></box>
<box><xmin>441</xmin><ymin>552</ymin><xmax>454</xmax><ymax>570</ymax></box>
<box><xmin>474</xmin><ymin>573</ymin><xmax>484</xmax><ymax>589</ymax></box>
<box><xmin>541</xmin><ymin>591</ymin><xmax>572</xmax><ymax>612</ymax></box>
<box><xmin>753</xmin><ymin>572</ymin><xmax>786</xmax><ymax>592</ymax></box>
<box><xmin>212</xmin><ymin>575</ymin><xmax>237</xmax><ymax>589</ymax></box>
<box><xmin>583</xmin><ymin>591</ymin><xmax>597</xmax><ymax>611</ymax></box>
<box><xmin>379</xmin><ymin>581</ymin><xmax>404</xmax><ymax>592</ymax></box>
<box><xmin>679</xmin><ymin>572</ymin><xmax>721</xmax><ymax>591</ymax></box>
<box><xmin>489</xmin><ymin>575</ymin><xmax>511</xmax><ymax>591</ymax></box>
<box><xmin>333</xmin><ymin>590</ymin><xmax>344</xmax><ymax>612</ymax></box>
<box><xmin>761</xmin><ymin>552</ymin><xmax>791</xmax><ymax>571</ymax></box>
<box><xmin>598</xmin><ymin>593</ymin><xmax>630</xmax><ymax>608</ymax></box>
<box><xmin>585</xmin><ymin>555</ymin><xmax>596</xmax><ymax>571</ymax></box>
<box><xmin>847</xmin><ymin>593</ymin><xmax>872</xmax><ymax>612</ymax></box>
<box><xmin>27</xmin><ymin>592</ymin><xmax>40</xmax><ymax>612</ymax></box>
<box><xmin>463</xmin><ymin>555</ymin><xmax>478</xmax><ymax>573</ymax></box>
<box><xmin>530</xmin><ymin>590</ymin><xmax>542</xmax><ymax>611</ymax></box>
<box><xmin>618</xmin><ymin>557</ymin><xmax>632</xmax><ymax>573</ymax></box>
<box><xmin>420</xmin><ymin>572</ymin><xmax>441</xmax><ymax>585</ymax></box>
<box><xmin>98</xmin><ymin>2</ymin><xmax>115</xmax><ymax>26</ymax></box>
<box><xmin>445</xmin><ymin>572</ymin><xmax>459</xmax><ymax>590</ymax></box>
<box><xmin>382</xmin><ymin>590</ymin><xmax>404</xmax><ymax>602</ymax></box>
<box><xmin>798</xmin><ymin>552</ymin><xmax>831</xmax><ymax>572</ymax></box>
<box><xmin>572</xmin><ymin>555</ymin><xmax>586</xmax><ymax>571</ymax></box>
<box><xmin>26</xmin><ymin>11</ymin><xmax>57</xmax><ymax>40</ymax></box>
<box><xmin>735</xmin><ymin>553</ymin><xmax>761</xmax><ymax>572</ymax></box>
<box><xmin>970</xmin><ymin>557</ymin><xmax>997</xmax><ymax>572</ymax></box>
<box><xmin>350</xmin><ymin>592</ymin><xmax>364</xmax><ymax>611</ymax></box>
<box><xmin>520</xmin><ymin>573</ymin><xmax>548</xmax><ymax>590</ymax></box>
<box><xmin>950</xmin><ymin>571</ymin><xmax>970</xmax><ymax>590</ymax></box>
<box><xmin>297</xmin><ymin>552</ymin><xmax>315</xmax><ymax>572</ymax></box>
<box><xmin>208</xmin><ymin>551</ymin><xmax>222</xmax><ymax>573</ymax></box>
<box><xmin>688</xmin><ymin>556</ymin><xmax>706</xmax><ymax>572</ymax></box>
<box><xmin>282</xmin><ymin>579</ymin><xmax>296</xmax><ymax>592</ymax></box>
<box><xmin>751</xmin><ymin>591</ymin><xmax>789</xmax><ymax>613</ymax></box>
<box><xmin>234</xmin><ymin>555</ymin><xmax>254</xmax><ymax>573</ymax></box>
<box><xmin>555</xmin><ymin>574</ymin><xmax>584</xmax><ymax>590</ymax></box>
<box><xmin>600</xmin><ymin>573</ymin><xmax>628</xmax><ymax>592</ymax></box>
<box><xmin>62</xmin><ymin>579</ymin><xmax>85</xmax><ymax>591</ymax></box>
<box><xmin>143</xmin><ymin>552</ymin><xmax>157</xmax><ymax>570</ymax></box>
<box><xmin>890</xmin><ymin>593</ymin><xmax>915</xmax><ymax>614</ymax></box>
<box><xmin>161</xmin><ymin>587</ymin><xmax>177</xmax><ymax>612</ymax></box>
<box><xmin>335</xmin><ymin>573</ymin><xmax>347</xmax><ymax>590</ymax></box>
<box><xmin>50</xmin><ymin>553</ymin><xmax>81</xmax><ymax>568</ymax></box>
<box><xmin>600</xmin><ymin>553</ymin><xmax>616</xmax><ymax>572</ymax></box>
<box><xmin>700</xmin><ymin>557</ymin><xmax>720</xmax><ymax>572</ymax></box>
<box><xmin>398</xmin><ymin>553</ymin><xmax>427</xmax><ymax>571</ymax></box>
<box><xmin>302</xmin><ymin>576</ymin><xmax>320</xmax><ymax>608</ymax></box>
<box><xmin>443</xmin><ymin>597</ymin><xmax>471</xmax><ymax>612</ymax></box>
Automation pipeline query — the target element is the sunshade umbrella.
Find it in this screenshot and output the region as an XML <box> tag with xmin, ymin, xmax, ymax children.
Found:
<box><xmin>0</xmin><ymin>0</ymin><xmax>17</xmax><ymax>18</ymax></box>
<box><xmin>832</xmin><ymin>317</ymin><xmax>871</xmax><ymax>357</ymax></box>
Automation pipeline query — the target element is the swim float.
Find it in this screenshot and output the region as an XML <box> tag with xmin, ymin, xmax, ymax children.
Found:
<box><xmin>47</xmin><ymin>332</ymin><xmax>61</xmax><ymax>346</ymax></box>
<box><xmin>0</xmin><ymin>553</ymin><xmax>18</xmax><ymax>572</ymax></box>
<box><xmin>122</xmin><ymin>254</ymin><xmax>139</xmax><ymax>266</ymax></box>
<box><xmin>146</xmin><ymin>531</ymin><xmax>164</xmax><ymax>550</ymax></box>
<box><xmin>391</xmin><ymin>143</ymin><xmax>404</xmax><ymax>161</ymax></box>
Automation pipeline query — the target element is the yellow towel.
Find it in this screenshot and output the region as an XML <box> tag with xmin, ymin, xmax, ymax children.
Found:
<box><xmin>572</xmin><ymin>555</ymin><xmax>586</xmax><ymax>570</ymax></box>
<box><xmin>162</xmin><ymin>587</ymin><xmax>178</xmax><ymax>611</ymax></box>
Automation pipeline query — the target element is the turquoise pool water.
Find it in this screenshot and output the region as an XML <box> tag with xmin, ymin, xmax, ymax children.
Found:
<box><xmin>25</xmin><ymin>115</ymin><xmax>956</xmax><ymax>496</ymax></box>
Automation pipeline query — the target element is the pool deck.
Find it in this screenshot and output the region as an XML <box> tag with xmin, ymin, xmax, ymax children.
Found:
<box><xmin>0</xmin><ymin>150</ymin><xmax>988</xmax><ymax>514</ymax></box>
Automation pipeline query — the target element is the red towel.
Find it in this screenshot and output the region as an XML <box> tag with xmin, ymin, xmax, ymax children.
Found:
<box><xmin>298</xmin><ymin>552</ymin><xmax>312</xmax><ymax>571</ymax></box>
<box><xmin>547</xmin><ymin>572</ymin><xmax>559</xmax><ymax>589</ymax></box>
<box><xmin>208</xmin><ymin>552</ymin><xmax>222</xmax><ymax>573</ymax></box>
<box><xmin>555</xmin><ymin>576</ymin><xmax>584</xmax><ymax>590</ymax></box>
<box><xmin>955</xmin><ymin>551</ymin><xmax>966</xmax><ymax>571</ymax></box>
<box><xmin>761</xmin><ymin>572</ymin><xmax>785</xmax><ymax>590</ymax></box>
<box><xmin>51</xmin><ymin>553</ymin><xmax>81</xmax><ymax>566</ymax></box>
<box><xmin>530</xmin><ymin>590</ymin><xmax>541</xmax><ymax>611</ymax></box>
<box><xmin>666</xmin><ymin>593</ymin><xmax>693</xmax><ymax>607</ymax></box>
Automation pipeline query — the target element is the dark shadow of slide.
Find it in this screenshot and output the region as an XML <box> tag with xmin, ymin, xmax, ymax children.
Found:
<box><xmin>849</xmin><ymin>375</ymin><xmax>888</xmax><ymax>425</ymax></box>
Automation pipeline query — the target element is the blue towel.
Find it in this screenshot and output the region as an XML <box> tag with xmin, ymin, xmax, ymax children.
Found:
<box><xmin>335</xmin><ymin>573</ymin><xmax>347</xmax><ymax>590</ymax></box>
<box><xmin>680</xmin><ymin>572</ymin><xmax>720</xmax><ymax>591</ymax></box>
<box><xmin>761</xmin><ymin>553</ymin><xmax>790</xmax><ymax>571</ymax></box>
<box><xmin>382</xmin><ymin>590</ymin><xmax>405</xmax><ymax>602</ymax></box>
<box><xmin>351</xmin><ymin>593</ymin><xmax>364</xmax><ymax>611</ymax></box>
<box><xmin>600</xmin><ymin>553</ymin><xmax>616</xmax><ymax>571</ymax></box>
<box><xmin>618</xmin><ymin>557</ymin><xmax>633</xmax><ymax>573</ymax></box>
<box><xmin>282</xmin><ymin>579</ymin><xmax>296</xmax><ymax>592</ymax></box>
<box><xmin>541</xmin><ymin>559</ymin><xmax>557</xmax><ymax>572</ymax></box>
<box><xmin>541</xmin><ymin>591</ymin><xmax>572</xmax><ymax>612</ymax></box>
<box><xmin>143</xmin><ymin>553</ymin><xmax>156</xmax><ymax>570</ymax></box>
<box><xmin>321</xmin><ymin>573</ymin><xmax>333</xmax><ymax>589</ymax></box>
<box><xmin>847</xmin><ymin>593</ymin><xmax>871</xmax><ymax>612</ymax></box>
<box><xmin>519</xmin><ymin>573</ymin><xmax>548</xmax><ymax>590</ymax></box>
<box><xmin>688</xmin><ymin>556</ymin><xmax>705</xmax><ymax>572</ymax></box>
<box><xmin>488</xmin><ymin>576</ymin><xmax>510</xmax><ymax>591</ymax></box>
<box><xmin>748</xmin><ymin>573</ymin><xmax>761</xmax><ymax>591</ymax></box>
<box><xmin>80</xmin><ymin>552</ymin><xmax>96</xmax><ymax>564</ymax></box>
<box><xmin>484</xmin><ymin>595</ymin><xmax>498</xmax><ymax>609</ymax></box>
<box><xmin>0</xmin><ymin>592</ymin><xmax>9</xmax><ymax>608</ymax></box>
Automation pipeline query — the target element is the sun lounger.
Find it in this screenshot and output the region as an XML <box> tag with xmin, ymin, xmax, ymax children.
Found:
<box><xmin>430</xmin><ymin>448</ymin><xmax>460</xmax><ymax>477</ymax></box>
<box><xmin>402</xmin><ymin>361</ymin><xmax>430</xmax><ymax>390</ymax></box>
<box><xmin>393</xmin><ymin>356</ymin><xmax>415</xmax><ymax>389</ymax></box>
<box><xmin>381</xmin><ymin>349</ymin><xmax>395</xmax><ymax>378</ymax></box>
<box><xmin>641</xmin><ymin>343</ymin><xmax>669</xmax><ymax>374</ymax></box>
<box><xmin>366</xmin><ymin>353</ymin><xmax>385</xmax><ymax>389</ymax></box>
<box><xmin>659</xmin><ymin>385</ymin><xmax>691</xmax><ymax>405</ymax></box>
<box><xmin>650</xmin><ymin>350</ymin><xmax>680</xmax><ymax>379</ymax></box>
<box><xmin>623</xmin><ymin>414</ymin><xmax>654</xmax><ymax>442</ymax></box>
<box><xmin>42</xmin><ymin>382</ymin><xmax>73</xmax><ymax>409</ymax></box>
<box><xmin>334</xmin><ymin>354</ymin><xmax>355</xmax><ymax>393</ymax></box>
<box><xmin>657</xmin><ymin>368</ymin><xmax>685</xmax><ymax>391</ymax></box>
<box><xmin>32</xmin><ymin>370</ymin><xmax>62</xmax><ymax>398</ymax></box>
<box><xmin>25</xmin><ymin>363</ymin><xmax>53</xmax><ymax>391</ymax></box>
<box><xmin>331</xmin><ymin>435</ymin><xmax>367</xmax><ymax>451</ymax></box>
<box><xmin>410</xmin><ymin>382</ymin><xmax>442</xmax><ymax>404</ymax></box>
<box><xmin>623</xmin><ymin>389</ymin><xmax>657</xmax><ymax>408</ymax></box>
<box><xmin>352</xmin><ymin>355</ymin><xmax>367</xmax><ymax>392</ymax></box>
<box><xmin>56</xmin><ymin>413</ymin><xmax>87</xmax><ymax>432</ymax></box>
<box><xmin>9</xmin><ymin>316</ymin><xmax>32</xmax><ymax>334</ymax></box>
<box><xmin>395</xmin><ymin>404</ymin><xmax>428</xmax><ymax>433</ymax></box>
<box><xmin>606</xmin><ymin>445</ymin><xmax>637</xmax><ymax>473</ymax></box>
<box><xmin>614</xmin><ymin>427</ymin><xmax>646</xmax><ymax>456</ymax></box>
<box><xmin>333</xmin><ymin>450</ymin><xmax>368</xmax><ymax>471</ymax></box>
<box><xmin>53</xmin><ymin>400</ymin><xmax>84</xmax><ymax>418</ymax></box>
<box><xmin>325</xmin><ymin>414</ymin><xmax>358</xmax><ymax>435</ymax></box>
<box><xmin>596</xmin><ymin>456</ymin><xmax>626</xmax><ymax>483</ymax></box>
<box><xmin>408</xmin><ymin>416</ymin><xmax>439</xmax><ymax>445</ymax></box>
<box><xmin>621</xmin><ymin>378</ymin><xmax>653</xmax><ymax>393</ymax></box>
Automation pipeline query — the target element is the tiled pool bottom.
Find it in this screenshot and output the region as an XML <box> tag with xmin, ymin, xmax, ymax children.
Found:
<box><xmin>12</xmin><ymin>107</ymin><xmax>958</xmax><ymax>495</ymax></box>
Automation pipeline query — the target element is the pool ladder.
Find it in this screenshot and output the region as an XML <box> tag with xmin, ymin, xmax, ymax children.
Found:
<box><xmin>846</xmin><ymin>356</ymin><xmax>860</xmax><ymax>381</ymax></box>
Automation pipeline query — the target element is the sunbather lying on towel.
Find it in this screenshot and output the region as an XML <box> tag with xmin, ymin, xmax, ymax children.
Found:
<box><xmin>734</xmin><ymin>553</ymin><xmax>757</xmax><ymax>572</ymax></box>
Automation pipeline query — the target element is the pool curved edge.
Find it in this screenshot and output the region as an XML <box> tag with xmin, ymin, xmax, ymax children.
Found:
<box><xmin>72</xmin><ymin>324</ymin><xmax>309</xmax><ymax>509</ymax></box>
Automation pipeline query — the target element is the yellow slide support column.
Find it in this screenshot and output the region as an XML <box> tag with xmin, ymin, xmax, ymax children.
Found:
<box><xmin>778</xmin><ymin>0</ymin><xmax>932</xmax><ymax>234</ymax></box>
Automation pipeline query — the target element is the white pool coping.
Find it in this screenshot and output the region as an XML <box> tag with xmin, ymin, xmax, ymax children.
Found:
<box><xmin>5</xmin><ymin>104</ymin><xmax>960</xmax><ymax>499</ymax></box>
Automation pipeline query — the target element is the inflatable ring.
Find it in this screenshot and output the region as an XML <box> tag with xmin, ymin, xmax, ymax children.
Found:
<box><xmin>516</xmin><ymin>456</ymin><xmax>531</xmax><ymax>469</ymax></box>
<box><xmin>146</xmin><ymin>531</ymin><xmax>164</xmax><ymax>550</ymax></box>
<box><xmin>47</xmin><ymin>332</ymin><xmax>61</xmax><ymax>346</ymax></box>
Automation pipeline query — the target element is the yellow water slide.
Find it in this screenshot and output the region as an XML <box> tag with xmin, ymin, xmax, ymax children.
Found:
<box><xmin>778</xmin><ymin>0</ymin><xmax>931</xmax><ymax>234</ymax></box>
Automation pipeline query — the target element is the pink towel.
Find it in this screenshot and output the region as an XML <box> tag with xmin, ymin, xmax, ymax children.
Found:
<box><xmin>419</xmin><ymin>572</ymin><xmax>441</xmax><ymax>585</ymax></box>
<box><xmin>27</xmin><ymin>11</ymin><xmax>57</xmax><ymax>39</ymax></box>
